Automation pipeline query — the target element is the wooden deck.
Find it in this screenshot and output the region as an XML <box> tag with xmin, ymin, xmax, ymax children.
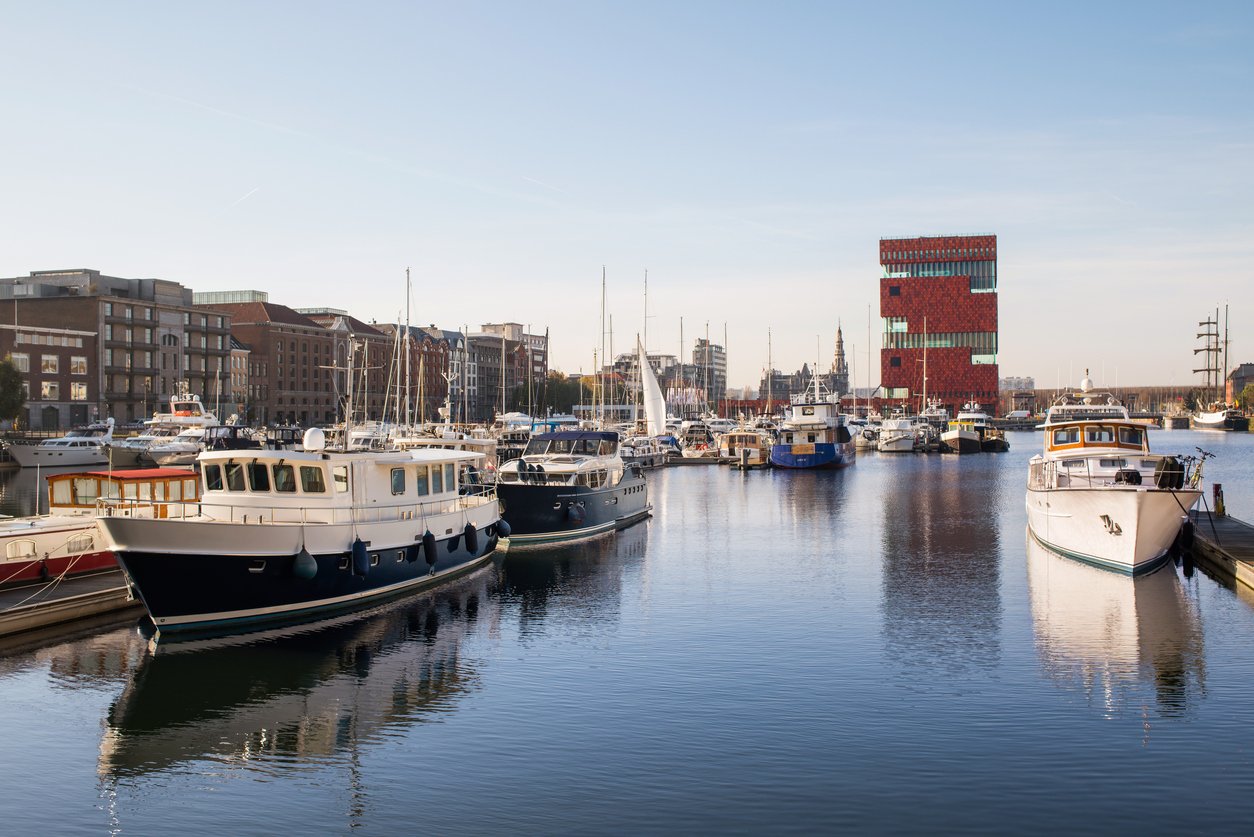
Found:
<box><xmin>1189</xmin><ymin>510</ymin><xmax>1254</xmax><ymax>593</ymax></box>
<box><xmin>0</xmin><ymin>569</ymin><xmax>142</xmax><ymax>640</ymax></box>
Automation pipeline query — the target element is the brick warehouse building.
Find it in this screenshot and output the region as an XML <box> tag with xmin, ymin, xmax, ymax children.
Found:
<box><xmin>879</xmin><ymin>234</ymin><xmax>998</xmax><ymax>414</ymax></box>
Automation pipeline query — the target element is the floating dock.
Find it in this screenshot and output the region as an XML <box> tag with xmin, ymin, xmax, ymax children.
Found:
<box><xmin>1189</xmin><ymin>510</ymin><xmax>1254</xmax><ymax>593</ymax></box>
<box><xmin>0</xmin><ymin>570</ymin><xmax>141</xmax><ymax>640</ymax></box>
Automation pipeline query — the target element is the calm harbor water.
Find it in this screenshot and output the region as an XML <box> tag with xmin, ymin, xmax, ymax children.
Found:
<box><xmin>2</xmin><ymin>429</ymin><xmax>1254</xmax><ymax>834</ymax></box>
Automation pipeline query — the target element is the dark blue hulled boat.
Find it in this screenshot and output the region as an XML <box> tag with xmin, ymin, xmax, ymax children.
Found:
<box><xmin>496</xmin><ymin>431</ymin><xmax>651</xmax><ymax>545</ymax></box>
<box><xmin>96</xmin><ymin>429</ymin><xmax>505</xmax><ymax>638</ymax></box>
<box><xmin>769</xmin><ymin>377</ymin><xmax>856</xmax><ymax>469</ymax></box>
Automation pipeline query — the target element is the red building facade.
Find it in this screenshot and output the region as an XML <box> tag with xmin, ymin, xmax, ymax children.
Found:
<box><xmin>879</xmin><ymin>234</ymin><xmax>998</xmax><ymax>414</ymax></box>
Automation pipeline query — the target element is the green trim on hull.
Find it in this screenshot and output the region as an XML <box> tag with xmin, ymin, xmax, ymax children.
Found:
<box><xmin>1027</xmin><ymin>526</ymin><xmax>1171</xmax><ymax>576</ymax></box>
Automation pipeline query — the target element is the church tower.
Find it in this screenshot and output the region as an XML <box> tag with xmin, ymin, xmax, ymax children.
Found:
<box><xmin>830</xmin><ymin>322</ymin><xmax>850</xmax><ymax>395</ymax></box>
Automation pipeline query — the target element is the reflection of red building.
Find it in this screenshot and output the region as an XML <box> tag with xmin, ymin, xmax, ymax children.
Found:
<box><xmin>879</xmin><ymin>234</ymin><xmax>998</xmax><ymax>413</ymax></box>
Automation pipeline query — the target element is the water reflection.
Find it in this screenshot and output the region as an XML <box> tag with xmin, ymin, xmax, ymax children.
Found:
<box><xmin>503</xmin><ymin>521</ymin><xmax>649</xmax><ymax>630</ymax></box>
<box><xmin>880</xmin><ymin>459</ymin><xmax>1002</xmax><ymax>670</ymax></box>
<box><xmin>0</xmin><ymin>464</ymin><xmax>88</xmax><ymax>517</ymax></box>
<box><xmin>99</xmin><ymin>563</ymin><xmax>502</xmax><ymax>778</ymax></box>
<box><xmin>1026</xmin><ymin>534</ymin><xmax>1205</xmax><ymax>717</ymax></box>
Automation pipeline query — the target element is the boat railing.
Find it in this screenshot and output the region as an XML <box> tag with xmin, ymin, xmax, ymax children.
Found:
<box><xmin>99</xmin><ymin>491</ymin><xmax>497</xmax><ymax>527</ymax></box>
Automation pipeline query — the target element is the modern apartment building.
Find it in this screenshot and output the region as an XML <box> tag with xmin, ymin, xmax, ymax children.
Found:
<box><xmin>879</xmin><ymin>234</ymin><xmax>998</xmax><ymax>412</ymax></box>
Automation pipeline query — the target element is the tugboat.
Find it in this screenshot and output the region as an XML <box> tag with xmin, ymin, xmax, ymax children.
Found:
<box><xmin>496</xmin><ymin>430</ymin><xmax>651</xmax><ymax>544</ymax></box>
<box><xmin>769</xmin><ymin>375</ymin><xmax>855</xmax><ymax>469</ymax></box>
<box><xmin>941</xmin><ymin>402</ymin><xmax>993</xmax><ymax>454</ymax></box>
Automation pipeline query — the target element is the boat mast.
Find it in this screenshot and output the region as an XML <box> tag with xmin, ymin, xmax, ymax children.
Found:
<box><xmin>404</xmin><ymin>267</ymin><xmax>412</xmax><ymax>428</ymax></box>
<box><xmin>767</xmin><ymin>327</ymin><xmax>772</xmax><ymax>415</ymax></box>
<box><xmin>1223</xmin><ymin>302</ymin><xmax>1230</xmax><ymax>403</ymax></box>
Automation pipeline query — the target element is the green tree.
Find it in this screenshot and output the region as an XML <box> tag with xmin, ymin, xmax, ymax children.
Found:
<box><xmin>1239</xmin><ymin>383</ymin><xmax>1254</xmax><ymax>411</ymax></box>
<box><xmin>0</xmin><ymin>358</ymin><xmax>26</xmax><ymax>426</ymax></box>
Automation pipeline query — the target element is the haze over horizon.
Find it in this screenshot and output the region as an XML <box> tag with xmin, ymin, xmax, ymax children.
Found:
<box><xmin>2</xmin><ymin>2</ymin><xmax>1250</xmax><ymax>391</ymax></box>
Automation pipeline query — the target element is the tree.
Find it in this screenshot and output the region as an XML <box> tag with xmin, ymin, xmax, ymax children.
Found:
<box><xmin>1239</xmin><ymin>383</ymin><xmax>1254</xmax><ymax>411</ymax></box>
<box><xmin>0</xmin><ymin>358</ymin><xmax>26</xmax><ymax>426</ymax></box>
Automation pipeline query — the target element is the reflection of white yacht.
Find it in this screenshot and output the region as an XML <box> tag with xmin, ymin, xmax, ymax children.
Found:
<box><xmin>7</xmin><ymin>418</ymin><xmax>116</xmax><ymax>468</ymax></box>
<box><xmin>1026</xmin><ymin>533</ymin><xmax>1203</xmax><ymax>715</ymax></box>
<box><xmin>1026</xmin><ymin>376</ymin><xmax>1201</xmax><ymax>574</ymax></box>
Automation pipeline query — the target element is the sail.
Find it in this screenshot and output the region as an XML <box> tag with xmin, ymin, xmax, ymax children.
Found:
<box><xmin>638</xmin><ymin>337</ymin><xmax>666</xmax><ymax>436</ymax></box>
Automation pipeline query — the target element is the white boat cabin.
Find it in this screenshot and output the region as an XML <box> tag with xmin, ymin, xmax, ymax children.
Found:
<box><xmin>46</xmin><ymin>468</ymin><xmax>202</xmax><ymax>518</ymax></box>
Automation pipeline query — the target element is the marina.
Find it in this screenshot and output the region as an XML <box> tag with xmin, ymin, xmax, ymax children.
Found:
<box><xmin>1</xmin><ymin>429</ymin><xmax>1253</xmax><ymax>832</ymax></box>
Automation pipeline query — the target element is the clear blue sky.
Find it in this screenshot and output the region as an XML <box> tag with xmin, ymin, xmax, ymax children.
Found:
<box><xmin>2</xmin><ymin>1</ymin><xmax>1250</xmax><ymax>390</ymax></box>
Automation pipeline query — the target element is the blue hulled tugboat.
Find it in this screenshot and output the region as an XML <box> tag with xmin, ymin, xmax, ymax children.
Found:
<box><xmin>95</xmin><ymin>428</ymin><xmax>505</xmax><ymax>638</ymax></box>
<box><xmin>769</xmin><ymin>376</ymin><xmax>856</xmax><ymax>469</ymax></box>
<box><xmin>496</xmin><ymin>431</ymin><xmax>651</xmax><ymax>544</ymax></box>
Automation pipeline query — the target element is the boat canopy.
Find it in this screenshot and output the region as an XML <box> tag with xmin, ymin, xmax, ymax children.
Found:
<box><xmin>524</xmin><ymin>431</ymin><xmax>618</xmax><ymax>457</ymax></box>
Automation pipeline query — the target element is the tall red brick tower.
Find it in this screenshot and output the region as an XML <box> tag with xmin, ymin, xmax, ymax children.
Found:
<box><xmin>879</xmin><ymin>234</ymin><xmax>998</xmax><ymax>414</ymax></box>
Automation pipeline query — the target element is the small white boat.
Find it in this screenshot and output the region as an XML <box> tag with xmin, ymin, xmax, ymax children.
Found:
<box><xmin>7</xmin><ymin>418</ymin><xmax>116</xmax><ymax>468</ymax></box>
<box><xmin>1025</xmin><ymin>376</ymin><xmax>1201</xmax><ymax>574</ymax></box>
<box><xmin>146</xmin><ymin>427</ymin><xmax>207</xmax><ymax>467</ymax></box>
<box><xmin>678</xmin><ymin>419</ymin><xmax>719</xmax><ymax>460</ymax></box>
<box><xmin>877</xmin><ymin>412</ymin><xmax>918</xmax><ymax>453</ymax></box>
<box><xmin>1191</xmin><ymin>403</ymin><xmax>1250</xmax><ymax>431</ymax></box>
<box><xmin>718</xmin><ymin>428</ymin><xmax>773</xmax><ymax>469</ymax></box>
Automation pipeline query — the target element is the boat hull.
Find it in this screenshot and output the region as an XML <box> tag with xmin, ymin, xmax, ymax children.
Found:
<box><xmin>1025</xmin><ymin>486</ymin><xmax>1200</xmax><ymax>574</ymax></box>
<box><xmin>1191</xmin><ymin>412</ymin><xmax>1250</xmax><ymax>431</ymax></box>
<box><xmin>497</xmin><ymin>470</ymin><xmax>651</xmax><ymax>545</ymax></box>
<box><xmin>940</xmin><ymin>430</ymin><xmax>981</xmax><ymax>454</ymax></box>
<box><xmin>877</xmin><ymin>433</ymin><xmax>915</xmax><ymax>453</ymax></box>
<box><xmin>7</xmin><ymin>445</ymin><xmax>111</xmax><ymax>468</ymax></box>
<box><xmin>99</xmin><ymin>509</ymin><xmax>502</xmax><ymax>634</ymax></box>
<box><xmin>769</xmin><ymin>441</ymin><xmax>856</xmax><ymax>469</ymax></box>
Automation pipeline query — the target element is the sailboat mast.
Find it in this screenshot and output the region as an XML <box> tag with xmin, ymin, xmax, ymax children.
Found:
<box><xmin>767</xmin><ymin>327</ymin><xmax>772</xmax><ymax>415</ymax></box>
<box><xmin>404</xmin><ymin>267</ymin><xmax>412</xmax><ymax>428</ymax></box>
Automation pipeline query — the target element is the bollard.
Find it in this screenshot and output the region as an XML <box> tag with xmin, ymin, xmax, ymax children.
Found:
<box><xmin>1214</xmin><ymin>483</ymin><xmax>1226</xmax><ymax>517</ymax></box>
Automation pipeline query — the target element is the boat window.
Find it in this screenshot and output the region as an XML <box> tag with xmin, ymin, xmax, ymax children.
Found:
<box><xmin>598</xmin><ymin>440</ymin><xmax>615</xmax><ymax>456</ymax></box>
<box><xmin>301</xmin><ymin>466</ymin><xmax>327</xmax><ymax>493</ymax></box>
<box><xmin>1052</xmin><ymin>427</ymin><xmax>1080</xmax><ymax>446</ymax></box>
<box><xmin>431</xmin><ymin>466</ymin><xmax>444</xmax><ymax>493</ymax></box>
<box><xmin>1099</xmin><ymin>459</ymin><xmax>1127</xmax><ymax>468</ymax></box>
<box><xmin>1118</xmin><ymin>426</ymin><xmax>1144</xmax><ymax>447</ymax></box>
<box><xmin>184</xmin><ymin>478</ymin><xmax>198</xmax><ymax>500</ymax></box>
<box><xmin>444</xmin><ymin>463</ymin><xmax>455</xmax><ymax>489</ymax></box>
<box><xmin>523</xmin><ymin>439</ymin><xmax>550</xmax><ymax>456</ymax></box>
<box><xmin>76</xmin><ymin>479</ymin><xmax>100</xmax><ymax>504</ymax></box>
<box><xmin>138</xmin><ymin>482</ymin><xmax>152</xmax><ymax>501</ymax></box>
<box><xmin>153</xmin><ymin>481</ymin><xmax>165</xmax><ymax>501</ymax></box>
<box><xmin>247</xmin><ymin>462</ymin><xmax>271</xmax><ymax>492</ymax></box>
<box><xmin>273</xmin><ymin>463</ymin><xmax>297</xmax><ymax>493</ymax></box>
<box><xmin>1085</xmin><ymin>425</ymin><xmax>1115</xmax><ymax>443</ymax></box>
<box><xmin>803</xmin><ymin>407</ymin><xmax>815</xmax><ymax>415</ymax></box>
<box><xmin>391</xmin><ymin>468</ymin><xmax>406</xmax><ymax>495</ymax></box>
<box><xmin>332</xmin><ymin>466</ymin><xmax>349</xmax><ymax>493</ymax></box>
<box><xmin>168</xmin><ymin>480</ymin><xmax>182</xmax><ymax>502</ymax></box>
<box><xmin>416</xmin><ymin>467</ymin><xmax>429</xmax><ymax>496</ymax></box>
<box><xmin>7</xmin><ymin>540</ymin><xmax>36</xmax><ymax>559</ymax></box>
<box><xmin>807</xmin><ymin>433</ymin><xmax>816</xmax><ymax>443</ymax></box>
<box><xmin>52</xmin><ymin>480</ymin><xmax>73</xmax><ymax>506</ymax></box>
<box><xmin>1062</xmin><ymin>459</ymin><xmax>1086</xmax><ymax>468</ymax></box>
<box><xmin>123</xmin><ymin>482</ymin><xmax>138</xmax><ymax>500</ymax></box>
<box><xmin>67</xmin><ymin>533</ymin><xmax>93</xmax><ymax>553</ymax></box>
<box><xmin>204</xmin><ymin>465</ymin><xmax>223</xmax><ymax>492</ymax></box>
<box><xmin>224</xmin><ymin>463</ymin><xmax>247</xmax><ymax>492</ymax></box>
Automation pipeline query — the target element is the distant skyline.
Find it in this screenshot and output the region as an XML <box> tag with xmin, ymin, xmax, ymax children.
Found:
<box><xmin>2</xmin><ymin>2</ymin><xmax>1251</xmax><ymax>389</ymax></box>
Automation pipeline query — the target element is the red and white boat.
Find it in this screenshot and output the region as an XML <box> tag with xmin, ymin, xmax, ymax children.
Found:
<box><xmin>0</xmin><ymin>468</ymin><xmax>199</xmax><ymax>588</ymax></box>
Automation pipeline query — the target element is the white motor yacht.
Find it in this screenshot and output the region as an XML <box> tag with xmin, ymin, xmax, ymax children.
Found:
<box><xmin>1026</xmin><ymin>376</ymin><xmax>1201</xmax><ymax>575</ymax></box>
<box><xmin>7</xmin><ymin>418</ymin><xmax>116</xmax><ymax>468</ymax></box>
